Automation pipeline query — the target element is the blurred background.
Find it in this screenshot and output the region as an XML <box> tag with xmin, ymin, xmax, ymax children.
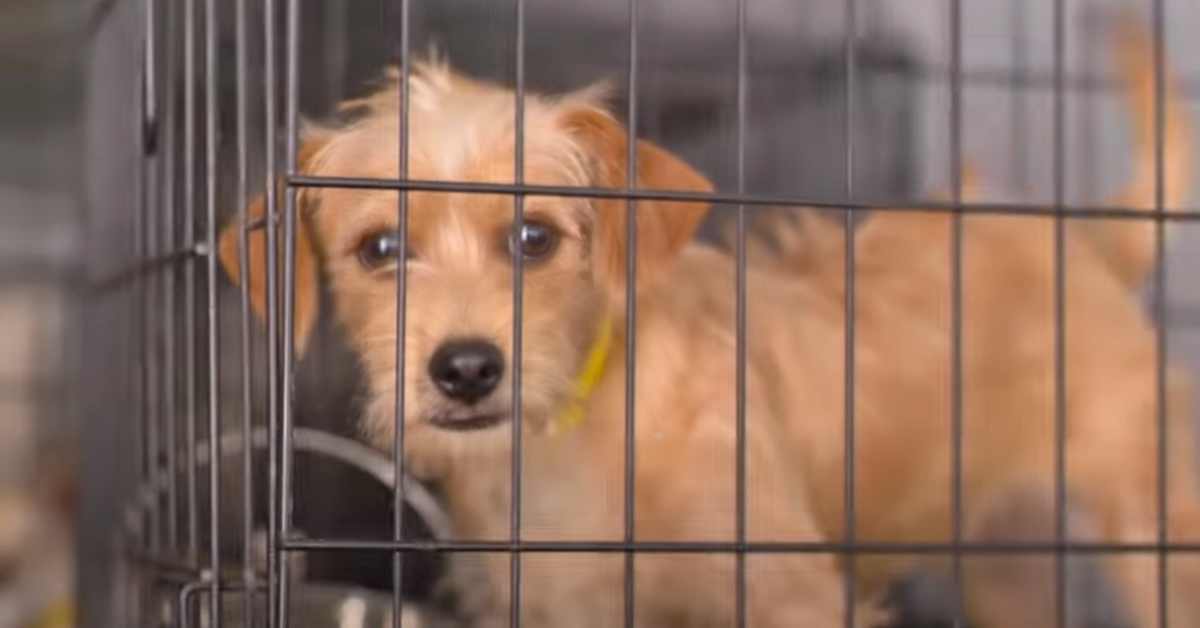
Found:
<box><xmin>1</xmin><ymin>1</ymin><xmax>89</xmax><ymax>626</ymax></box>
<box><xmin>3</xmin><ymin>0</ymin><xmax>1200</xmax><ymax>627</ymax></box>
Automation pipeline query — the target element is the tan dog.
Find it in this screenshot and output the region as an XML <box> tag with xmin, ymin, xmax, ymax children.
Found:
<box><xmin>221</xmin><ymin>66</ymin><xmax>882</xmax><ymax>625</ymax></box>
<box><xmin>219</xmin><ymin>20</ymin><xmax>1198</xmax><ymax>628</ymax></box>
<box><xmin>730</xmin><ymin>19</ymin><xmax>1200</xmax><ymax>628</ymax></box>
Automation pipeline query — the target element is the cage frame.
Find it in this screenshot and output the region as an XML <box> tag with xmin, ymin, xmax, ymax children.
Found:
<box><xmin>85</xmin><ymin>0</ymin><xmax>1200</xmax><ymax>626</ymax></box>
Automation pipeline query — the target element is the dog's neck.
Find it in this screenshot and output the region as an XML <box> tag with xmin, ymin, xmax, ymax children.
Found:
<box><xmin>548</xmin><ymin>314</ymin><xmax>614</xmax><ymax>435</ymax></box>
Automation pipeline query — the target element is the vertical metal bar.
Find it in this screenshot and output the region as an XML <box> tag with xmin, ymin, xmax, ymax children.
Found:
<box><xmin>735</xmin><ymin>0</ymin><xmax>748</xmax><ymax>625</ymax></box>
<box><xmin>141</xmin><ymin>0</ymin><xmax>163</xmax><ymax>557</ymax></box>
<box><xmin>1079</xmin><ymin>17</ymin><xmax>1098</xmax><ymax>209</ymax></box>
<box><xmin>623</xmin><ymin>0</ymin><xmax>639</xmax><ymax>625</ymax></box>
<box><xmin>133</xmin><ymin>16</ymin><xmax>149</xmax><ymax>627</ymax></box>
<box><xmin>264</xmin><ymin>0</ymin><xmax>282</xmax><ymax>622</ymax></box>
<box><xmin>143</xmin><ymin>0</ymin><xmax>163</xmax><ymax>555</ymax></box>
<box><xmin>392</xmin><ymin>0</ymin><xmax>412</xmax><ymax>626</ymax></box>
<box><xmin>235</xmin><ymin>0</ymin><xmax>255</xmax><ymax>623</ymax></box>
<box><xmin>179</xmin><ymin>582</ymin><xmax>204</xmax><ymax>628</ymax></box>
<box><xmin>948</xmin><ymin>2</ymin><xmax>965</xmax><ymax>625</ymax></box>
<box><xmin>511</xmin><ymin>0</ymin><xmax>527</xmax><ymax>624</ymax></box>
<box><xmin>279</xmin><ymin>0</ymin><xmax>302</xmax><ymax>622</ymax></box>
<box><xmin>842</xmin><ymin>1</ymin><xmax>857</xmax><ymax>626</ymax></box>
<box><xmin>1051</xmin><ymin>1</ymin><xmax>1067</xmax><ymax>628</ymax></box>
<box><xmin>1152</xmin><ymin>2</ymin><xmax>1170</xmax><ymax>626</ymax></box>
<box><xmin>163</xmin><ymin>0</ymin><xmax>180</xmax><ymax>554</ymax></box>
<box><xmin>1009</xmin><ymin>0</ymin><xmax>1029</xmax><ymax>193</ymax></box>
<box><xmin>204</xmin><ymin>0</ymin><xmax>223</xmax><ymax>622</ymax></box>
<box><xmin>145</xmin><ymin>0</ymin><xmax>158</xmax><ymax>150</ymax></box>
<box><xmin>185</xmin><ymin>0</ymin><xmax>201</xmax><ymax>566</ymax></box>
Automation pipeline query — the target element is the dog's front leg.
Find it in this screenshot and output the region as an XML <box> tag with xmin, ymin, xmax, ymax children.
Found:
<box><xmin>745</xmin><ymin>554</ymin><xmax>891</xmax><ymax>628</ymax></box>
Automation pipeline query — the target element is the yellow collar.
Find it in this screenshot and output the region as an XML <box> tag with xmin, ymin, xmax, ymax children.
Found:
<box><xmin>551</xmin><ymin>315</ymin><xmax>614</xmax><ymax>434</ymax></box>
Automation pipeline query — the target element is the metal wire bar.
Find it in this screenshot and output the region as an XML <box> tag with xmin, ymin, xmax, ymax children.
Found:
<box><xmin>204</xmin><ymin>0</ymin><xmax>223</xmax><ymax>620</ymax></box>
<box><xmin>1080</xmin><ymin>17</ymin><xmax>1099</xmax><ymax>217</ymax></box>
<box><xmin>903</xmin><ymin>63</ymin><xmax>1200</xmax><ymax>97</ymax></box>
<box><xmin>623</xmin><ymin>0</ymin><xmax>639</xmax><ymax>626</ymax></box>
<box><xmin>180</xmin><ymin>579</ymin><xmax>272</xmax><ymax>628</ymax></box>
<box><xmin>143</xmin><ymin>0</ymin><xmax>163</xmax><ymax>555</ymax></box>
<box><xmin>285</xmin><ymin>175</ymin><xmax>1200</xmax><ymax>221</ymax></box>
<box><xmin>1051</xmin><ymin>1</ymin><xmax>1067</xmax><ymax>628</ymax></box>
<box><xmin>263</xmin><ymin>0</ymin><xmax>282</xmax><ymax>622</ymax></box>
<box><xmin>128</xmin><ymin>551</ymin><xmax>211</xmax><ymax>580</ymax></box>
<box><xmin>278</xmin><ymin>0</ymin><xmax>302</xmax><ymax>622</ymax></box>
<box><xmin>1153</xmin><ymin>2</ymin><xmax>1170</xmax><ymax>626</ymax></box>
<box><xmin>735</xmin><ymin>0</ymin><xmax>748</xmax><ymax>625</ymax></box>
<box><xmin>511</xmin><ymin>0</ymin><xmax>527</xmax><ymax>624</ymax></box>
<box><xmin>119</xmin><ymin>5</ymin><xmax>1200</xmax><ymax>628</ymax></box>
<box><xmin>1009</xmin><ymin>0</ymin><xmax>1030</xmax><ymax>193</ymax></box>
<box><xmin>391</xmin><ymin>0</ymin><xmax>412</xmax><ymax>626</ymax></box>
<box><xmin>948</xmin><ymin>3</ymin><xmax>965</xmax><ymax>626</ymax></box>
<box><xmin>184</xmin><ymin>0</ymin><xmax>200</xmax><ymax>565</ymax></box>
<box><xmin>234</xmin><ymin>0</ymin><xmax>255</xmax><ymax>623</ymax></box>
<box><xmin>179</xmin><ymin>581</ymin><xmax>203</xmax><ymax>628</ymax></box>
<box><xmin>89</xmin><ymin>245</ymin><xmax>203</xmax><ymax>295</ymax></box>
<box><xmin>842</xmin><ymin>1</ymin><xmax>857</xmax><ymax>626</ymax></box>
<box><xmin>162</xmin><ymin>0</ymin><xmax>180</xmax><ymax>554</ymax></box>
<box><xmin>132</xmin><ymin>16</ymin><xmax>149</xmax><ymax>625</ymax></box>
<box><xmin>280</xmin><ymin>538</ymin><xmax>1200</xmax><ymax>554</ymax></box>
<box><xmin>144</xmin><ymin>0</ymin><xmax>158</xmax><ymax>152</ymax></box>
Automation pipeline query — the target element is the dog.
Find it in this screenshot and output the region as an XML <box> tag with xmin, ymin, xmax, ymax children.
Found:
<box><xmin>724</xmin><ymin>17</ymin><xmax>1200</xmax><ymax>628</ymax></box>
<box><xmin>219</xmin><ymin>16</ymin><xmax>1199</xmax><ymax>628</ymax></box>
<box><xmin>221</xmin><ymin>59</ymin><xmax>886</xmax><ymax>626</ymax></box>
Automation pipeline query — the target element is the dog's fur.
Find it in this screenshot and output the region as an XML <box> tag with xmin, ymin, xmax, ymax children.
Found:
<box><xmin>220</xmin><ymin>18</ymin><xmax>1200</xmax><ymax>628</ymax></box>
<box><xmin>725</xmin><ymin>19</ymin><xmax>1200</xmax><ymax>628</ymax></box>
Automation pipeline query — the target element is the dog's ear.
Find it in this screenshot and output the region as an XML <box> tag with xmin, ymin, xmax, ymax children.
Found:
<box><xmin>218</xmin><ymin>137</ymin><xmax>330</xmax><ymax>355</ymax></box>
<box><xmin>562</xmin><ymin>106</ymin><xmax>713</xmax><ymax>301</ymax></box>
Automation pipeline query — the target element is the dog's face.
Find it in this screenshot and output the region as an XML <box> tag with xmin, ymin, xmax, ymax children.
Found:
<box><xmin>220</xmin><ymin>63</ymin><xmax>711</xmax><ymax>465</ymax></box>
<box><xmin>323</xmin><ymin>185</ymin><xmax>604</xmax><ymax>449</ymax></box>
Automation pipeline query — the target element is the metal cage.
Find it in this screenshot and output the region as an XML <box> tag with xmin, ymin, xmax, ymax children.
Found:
<box><xmin>80</xmin><ymin>0</ymin><xmax>1200</xmax><ymax>627</ymax></box>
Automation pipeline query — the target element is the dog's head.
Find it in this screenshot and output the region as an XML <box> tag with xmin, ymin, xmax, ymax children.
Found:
<box><xmin>219</xmin><ymin>61</ymin><xmax>711</xmax><ymax>465</ymax></box>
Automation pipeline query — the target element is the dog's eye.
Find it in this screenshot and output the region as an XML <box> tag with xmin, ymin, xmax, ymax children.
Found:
<box><xmin>357</xmin><ymin>231</ymin><xmax>409</xmax><ymax>269</ymax></box>
<box><xmin>508</xmin><ymin>221</ymin><xmax>559</xmax><ymax>262</ymax></box>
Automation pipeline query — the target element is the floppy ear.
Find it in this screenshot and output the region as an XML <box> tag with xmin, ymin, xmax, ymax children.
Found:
<box><xmin>562</xmin><ymin>106</ymin><xmax>713</xmax><ymax>301</ymax></box>
<box><xmin>218</xmin><ymin>138</ymin><xmax>329</xmax><ymax>355</ymax></box>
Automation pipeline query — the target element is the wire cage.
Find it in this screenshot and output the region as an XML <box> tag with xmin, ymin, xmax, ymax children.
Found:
<box><xmin>80</xmin><ymin>0</ymin><xmax>1200</xmax><ymax>627</ymax></box>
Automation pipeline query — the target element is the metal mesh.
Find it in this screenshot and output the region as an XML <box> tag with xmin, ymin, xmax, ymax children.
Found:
<box><xmin>83</xmin><ymin>0</ymin><xmax>1200</xmax><ymax>627</ymax></box>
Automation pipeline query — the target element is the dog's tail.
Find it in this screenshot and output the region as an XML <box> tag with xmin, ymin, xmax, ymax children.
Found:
<box><xmin>1077</xmin><ymin>16</ymin><xmax>1194</xmax><ymax>289</ymax></box>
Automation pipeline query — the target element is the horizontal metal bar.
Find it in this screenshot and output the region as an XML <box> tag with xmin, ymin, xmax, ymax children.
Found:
<box><xmin>288</xmin><ymin>175</ymin><xmax>1200</xmax><ymax>222</ymax></box>
<box><xmin>125</xmin><ymin>550</ymin><xmax>209</xmax><ymax>579</ymax></box>
<box><xmin>910</xmin><ymin>65</ymin><xmax>1200</xmax><ymax>99</ymax></box>
<box><xmin>281</xmin><ymin>538</ymin><xmax>1200</xmax><ymax>555</ymax></box>
<box><xmin>89</xmin><ymin>244</ymin><xmax>205</xmax><ymax>294</ymax></box>
<box><xmin>126</xmin><ymin>551</ymin><xmax>259</xmax><ymax>591</ymax></box>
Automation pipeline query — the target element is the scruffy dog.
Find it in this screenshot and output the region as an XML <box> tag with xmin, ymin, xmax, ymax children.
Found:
<box><xmin>221</xmin><ymin>60</ymin><xmax>882</xmax><ymax>627</ymax></box>
<box><xmin>220</xmin><ymin>17</ymin><xmax>1199</xmax><ymax>628</ymax></box>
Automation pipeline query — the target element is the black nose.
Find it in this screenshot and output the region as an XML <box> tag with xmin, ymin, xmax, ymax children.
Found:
<box><xmin>428</xmin><ymin>339</ymin><xmax>504</xmax><ymax>404</ymax></box>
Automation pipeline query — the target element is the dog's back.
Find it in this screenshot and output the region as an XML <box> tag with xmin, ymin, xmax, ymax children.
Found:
<box><xmin>728</xmin><ymin>15</ymin><xmax>1200</xmax><ymax>628</ymax></box>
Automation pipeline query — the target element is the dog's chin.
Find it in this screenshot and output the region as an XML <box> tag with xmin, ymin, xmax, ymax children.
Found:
<box><xmin>426</xmin><ymin>412</ymin><xmax>511</xmax><ymax>432</ymax></box>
